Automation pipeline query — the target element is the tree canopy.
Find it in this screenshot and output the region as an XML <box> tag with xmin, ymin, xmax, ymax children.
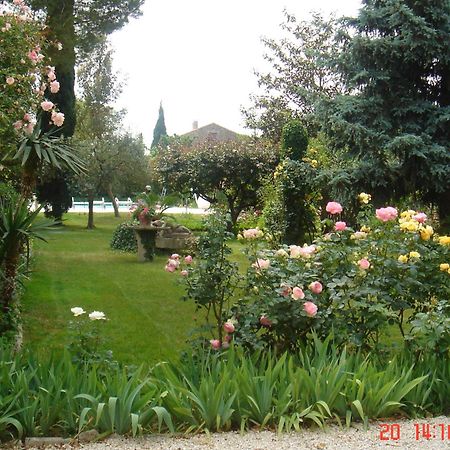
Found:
<box><xmin>319</xmin><ymin>0</ymin><xmax>450</xmax><ymax>223</ymax></box>
<box><xmin>151</xmin><ymin>102</ymin><xmax>167</xmax><ymax>149</ymax></box>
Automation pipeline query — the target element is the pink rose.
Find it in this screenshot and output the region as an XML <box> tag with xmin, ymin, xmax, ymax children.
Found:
<box><xmin>375</xmin><ymin>206</ymin><xmax>398</xmax><ymax>222</ymax></box>
<box><xmin>326</xmin><ymin>201</ymin><xmax>343</xmax><ymax>215</ymax></box>
<box><xmin>180</xmin><ymin>270</ymin><xmax>188</xmax><ymax>277</ymax></box>
<box><xmin>51</xmin><ymin>112</ymin><xmax>65</xmax><ymax>127</ymax></box>
<box><xmin>40</xmin><ymin>101</ymin><xmax>54</xmax><ymax>112</ymax></box>
<box><xmin>260</xmin><ymin>315</ymin><xmax>272</xmax><ymax>327</ymax></box>
<box><xmin>224</xmin><ymin>334</ymin><xmax>232</xmax><ymax>343</ymax></box>
<box><xmin>13</xmin><ymin>120</ymin><xmax>23</xmax><ymax>130</ymax></box>
<box><xmin>252</xmin><ymin>258</ymin><xmax>270</xmax><ymax>270</ymax></box>
<box><xmin>303</xmin><ymin>301</ymin><xmax>318</xmax><ymax>317</ymax></box>
<box><xmin>24</xmin><ymin>122</ymin><xmax>35</xmax><ymax>135</ymax></box>
<box><xmin>167</xmin><ymin>258</ymin><xmax>180</xmax><ymax>269</ymax></box>
<box><xmin>223</xmin><ymin>321</ymin><xmax>235</xmax><ymax>333</ymax></box>
<box><xmin>358</xmin><ymin>258</ymin><xmax>370</xmax><ymax>270</ymax></box>
<box><xmin>47</xmin><ymin>70</ymin><xmax>56</xmax><ymax>81</ymax></box>
<box><xmin>50</xmin><ymin>80</ymin><xmax>60</xmax><ymax>93</ymax></box>
<box><xmin>6</xmin><ymin>77</ymin><xmax>14</xmax><ymax>85</ymax></box>
<box><xmin>23</xmin><ymin>113</ymin><xmax>31</xmax><ymax>122</ymax></box>
<box><xmin>170</xmin><ymin>253</ymin><xmax>180</xmax><ymax>260</ymax></box>
<box><xmin>290</xmin><ymin>244</ymin><xmax>316</xmax><ymax>258</ymax></box>
<box><xmin>309</xmin><ymin>281</ymin><xmax>323</xmax><ymax>294</ymax></box>
<box><xmin>184</xmin><ymin>255</ymin><xmax>193</xmax><ymax>264</ymax></box>
<box><xmin>412</xmin><ymin>212</ymin><xmax>427</xmax><ymax>223</ymax></box>
<box><xmin>27</xmin><ymin>50</ymin><xmax>38</xmax><ymax>62</ymax></box>
<box><xmin>210</xmin><ymin>339</ymin><xmax>221</xmax><ymax>350</ymax></box>
<box><xmin>291</xmin><ymin>286</ymin><xmax>305</xmax><ymax>300</ymax></box>
<box><xmin>334</xmin><ymin>221</ymin><xmax>347</xmax><ymax>231</ymax></box>
<box><xmin>165</xmin><ymin>263</ymin><xmax>176</xmax><ymax>273</ymax></box>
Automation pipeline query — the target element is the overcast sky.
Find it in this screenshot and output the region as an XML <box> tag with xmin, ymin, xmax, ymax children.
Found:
<box><xmin>110</xmin><ymin>0</ymin><xmax>361</xmax><ymax>145</ymax></box>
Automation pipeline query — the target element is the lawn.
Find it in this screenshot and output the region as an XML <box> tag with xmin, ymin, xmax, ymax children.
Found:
<box><xmin>21</xmin><ymin>213</ymin><xmax>211</xmax><ymax>365</ymax></box>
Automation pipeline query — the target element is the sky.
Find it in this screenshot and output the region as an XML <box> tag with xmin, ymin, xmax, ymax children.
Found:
<box><xmin>110</xmin><ymin>0</ymin><xmax>362</xmax><ymax>145</ymax></box>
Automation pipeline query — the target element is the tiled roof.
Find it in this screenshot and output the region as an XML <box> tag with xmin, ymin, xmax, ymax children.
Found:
<box><xmin>182</xmin><ymin>123</ymin><xmax>240</xmax><ymax>143</ymax></box>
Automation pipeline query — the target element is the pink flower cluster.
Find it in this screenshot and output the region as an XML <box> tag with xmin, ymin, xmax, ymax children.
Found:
<box><xmin>13</xmin><ymin>112</ymin><xmax>35</xmax><ymax>135</ymax></box>
<box><xmin>286</xmin><ymin>282</ymin><xmax>322</xmax><ymax>317</ymax></box>
<box><xmin>164</xmin><ymin>253</ymin><xmax>193</xmax><ymax>275</ymax></box>
<box><xmin>289</xmin><ymin>244</ymin><xmax>316</xmax><ymax>259</ymax></box>
<box><xmin>210</xmin><ymin>320</ymin><xmax>236</xmax><ymax>350</ymax></box>
<box><xmin>242</xmin><ymin>228</ymin><xmax>263</xmax><ymax>239</ymax></box>
<box><xmin>252</xmin><ymin>258</ymin><xmax>270</xmax><ymax>270</ymax></box>
<box><xmin>375</xmin><ymin>206</ymin><xmax>398</xmax><ymax>222</ymax></box>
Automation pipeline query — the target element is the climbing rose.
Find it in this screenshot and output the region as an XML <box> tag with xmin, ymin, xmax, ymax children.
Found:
<box><xmin>40</xmin><ymin>101</ymin><xmax>54</xmax><ymax>111</ymax></box>
<box><xmin>51</xmin><ymin>112</ymin><xmax>65</xmax><ymax>127</ymax></box>
<box><xmin>50</xmin><ymin>80</ymin><xmax>60</xmax><ymax>93</ymax></box>
<box><xmin>184</xmin><ymin>255</ymin><xmax>193</xmax><ymax>264</ymax></box>
<box><xmin>253</xmin><ymin>258</ymin><xmax>270</xmax><ymax>270</ymax></box>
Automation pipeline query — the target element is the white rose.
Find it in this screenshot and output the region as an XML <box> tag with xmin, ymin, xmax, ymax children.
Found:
<box><xmin>89</xmin><ymin>311</ymin><xmax>106</xmax><ymax>320</ymax></box>
<box><xmin>70</xmin><ymin>307</ymin><xmax>85</xmax><ymax>317</ymax></box>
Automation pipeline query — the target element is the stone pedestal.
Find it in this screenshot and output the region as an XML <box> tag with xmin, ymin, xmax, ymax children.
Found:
<box><xmin>133</xmin><ymin>226</ymin><xmax>159</xmax><ymax>262</ymax></box>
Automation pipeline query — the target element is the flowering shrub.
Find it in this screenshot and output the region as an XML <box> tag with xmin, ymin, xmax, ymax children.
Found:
<box><xmin>231</xmin><ymin>198</ymin><xmax>449</xmax><ymax>354</ymax></box>
<box><xmin>0</xmin><ymin>0</ymin><xmax>65</xmax><ymax>154</ymax></box>
<box><xmin>164</xmin><ymin>211</ymin><xmax>241</xmax><ymax>350</ymax></box>
<box><xmin>67</xmin><ymin>306</ymin><xmax>114</xmax><ymax>366</ymax></box>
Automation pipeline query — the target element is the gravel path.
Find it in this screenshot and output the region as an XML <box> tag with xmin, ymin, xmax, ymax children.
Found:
<box><xmin>17</xmin><ymin>417</ymin><xmax>450</xmax><ymax>450</ymax></box>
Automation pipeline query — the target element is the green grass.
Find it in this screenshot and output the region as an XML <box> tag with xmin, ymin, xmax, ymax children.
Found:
<box><xmin>21</xmin><ymin>213</ymin><xmax>205</xmax><ymax>365</ymax></box>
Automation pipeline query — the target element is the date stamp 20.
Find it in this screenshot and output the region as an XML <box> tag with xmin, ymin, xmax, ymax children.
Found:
<box><xmin>379</xmin><ymin>422</ymin><xmax>450</xmax><ymax>441</ymax></box>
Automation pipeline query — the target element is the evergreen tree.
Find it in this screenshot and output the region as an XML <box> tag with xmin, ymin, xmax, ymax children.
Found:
<box><xmin>151</xmin><ymin>102</ymin><xmax>167</xmax><ymax>148</ymax></box>
<box><xmin>320</xmin><ymin>0</ymin><xmax>450</xmax><ymax>225</ymax></box>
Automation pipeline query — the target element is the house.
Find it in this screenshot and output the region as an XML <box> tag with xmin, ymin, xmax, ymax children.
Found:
<box><xmin>181</xmin><ymin>121</ymin><xmax>240</xmax><ymax>144</ymax></box>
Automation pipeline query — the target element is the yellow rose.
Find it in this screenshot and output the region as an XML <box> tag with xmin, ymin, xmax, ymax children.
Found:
<box><xmin>360</xmin><ymin>226</ymin><xmax>371</xmax><ymax>233</ymax></box>
<box><xmin>358</xmin><ymin>192</ymin><xmax>371</xmax><ymax>204</ymax></box>
<box><xmin>440</xmin><ymin>263</ymin><xmax>449</xmax><ymax>271</ymax></box>
<box><xmin>398</xmin><ymin>255</ymin><xmax>409</xmax><ymax>263</ymax></box>
<box><xmin>419</xmin><ymin>225</ymin><xmax>434</xmax><ymax>241</ymax></box>
<box><xmin>409</xmin><ymin>251</ymin><xmax>420</xmax><ymax>259</ymax></box>
<box><xmin>438</xmin><ymin>235</ymin><xmax>450</xmax><ymax>246</ymax></box>
<box><xmin>407</xmin><ymin>221</ymin><xmax>419</xmax><ymax>232</ymax></box>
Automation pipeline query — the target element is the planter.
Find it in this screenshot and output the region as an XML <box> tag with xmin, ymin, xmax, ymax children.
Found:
<box><xmin>133</xmin><ymin>226</ymin><xmax>160</xmax><ymax>262</ymax></box>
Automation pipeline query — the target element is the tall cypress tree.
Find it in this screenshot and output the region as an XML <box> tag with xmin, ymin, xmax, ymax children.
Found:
<box><xmin>151</xmin><ymin>102</ymin><xmax>167</xmax><ymax>148</ymax></box>
<box><xmin>321</xmin><ymin>0</ymin><xmax>450</xmax><ymax>225</ymax></box>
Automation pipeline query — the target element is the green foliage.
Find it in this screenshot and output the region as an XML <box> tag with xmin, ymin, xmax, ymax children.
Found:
<box><xmin>174</xmin><ymin>211</ymin><xmax>242</xmax><ymax>346</ymax></box>
<box><xmin>110</xmin><ymin>222</ymin><xmax>137</xmax><ymax>253</ymax></box>
<box><xmin>242</xmin><ymin>11</ymin><xmax>345</xmax><ymax>141</ymax></box>
<box><xmin>281</xmin><ymin>120</ymin><xmax>308</xmax><ymax>160</ymax></box>
<box><xmin>320</xmin><ymin>0</ymin><xmax>450</xmax><ymax>224</ymax></box>
<box><xmin>154</xmin><ymin>138</ymin><xmax>277</xmax><ymax>229</ymax></box>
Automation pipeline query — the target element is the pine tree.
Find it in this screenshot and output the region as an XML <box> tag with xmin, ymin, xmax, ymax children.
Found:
<box><xmin>320</xmin><ymin>0</ymin><xmax>450</xmax><ymax>225</ymax></box>
<box><xmin>151</xmin><ymin>102</ymin><xmax>167</xmax><ymax>148</ymax></box>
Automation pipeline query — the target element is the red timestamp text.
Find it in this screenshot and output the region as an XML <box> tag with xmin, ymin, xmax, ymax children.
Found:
<box><xmin>379</xmin><ymin>423</ymin><xmax>450</xmax><ymax>441</ymax></box>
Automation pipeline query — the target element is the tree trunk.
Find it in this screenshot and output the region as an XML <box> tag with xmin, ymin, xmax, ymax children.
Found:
<box><xmin>107</xmin><ymin>184</ymin><xmax>120</xmax><ymax>218</ymax></box>
<box><xmin>87</xmin><ymin>194</ymin><xmax>95</xmax><ymax>229</ymax></box>
<box><xmin>45</xmin><ymin>0</ymin><xmax>76</xmax><ymax>137</ymax></box>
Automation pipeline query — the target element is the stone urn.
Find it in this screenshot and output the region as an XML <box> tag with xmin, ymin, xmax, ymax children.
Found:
<box><xmin>155</xmin><ymin>224</ymin><xmax>193</xmax><ymax>250</ymax></box>
<box><xmin>133</xmin><ymin>224</ymin><xmax>162</xmax><ymax>262</ymax></box>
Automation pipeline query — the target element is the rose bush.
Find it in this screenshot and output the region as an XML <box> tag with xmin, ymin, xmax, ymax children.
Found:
<box><xmin>230</xmin><ymin>198</ymin><xmax>449</xmax><ymax>354</ymax></box>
